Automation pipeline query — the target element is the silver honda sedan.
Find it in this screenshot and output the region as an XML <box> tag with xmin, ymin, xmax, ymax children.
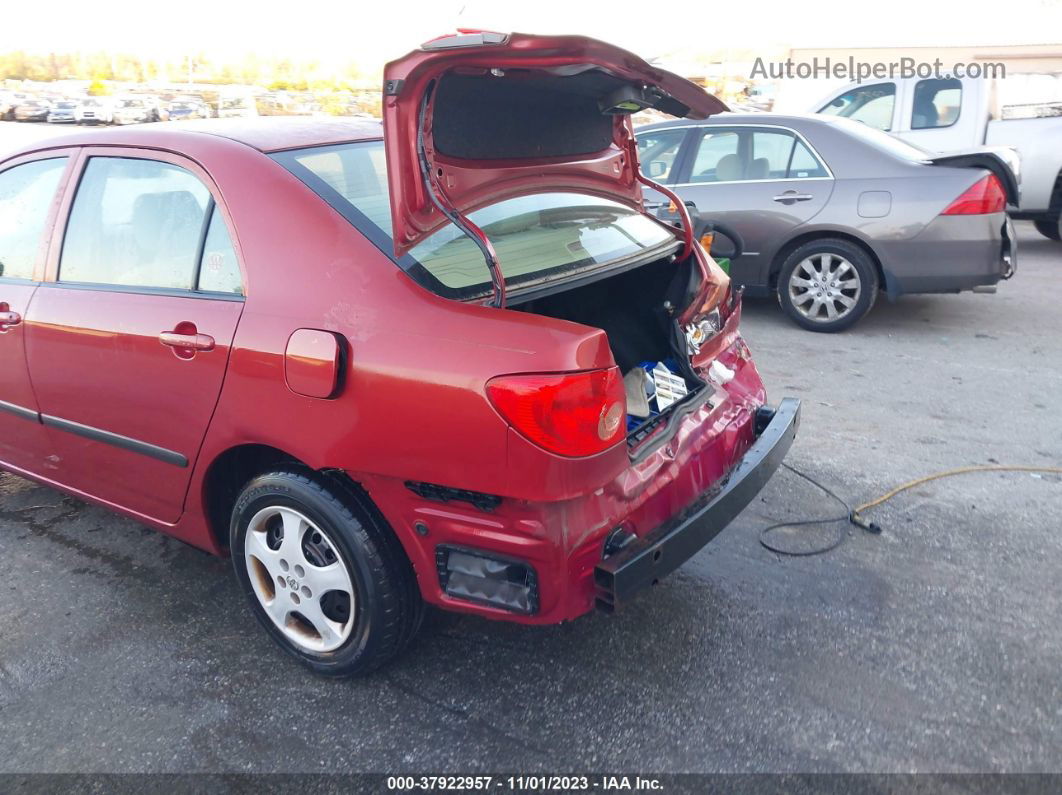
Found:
<box><xmin>637</xmin><ymin>114</ymin><xmax>1017</xmax><ymax>331</ymax></box>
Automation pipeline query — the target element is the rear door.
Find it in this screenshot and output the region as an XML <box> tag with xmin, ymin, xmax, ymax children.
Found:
<box><xmin>25</xmin><ymin>149</ymin><xmax>246</xmax><ymax>522</ymax></box>
<box><xmin>0</xmin><ymin>153</ymin><xmax>72</xmax><ymax>473</ymax></box>
<box><xmin>668</xmin><ymin>125</ymin><xmax>833</xmax><ymax>289</ymax></box>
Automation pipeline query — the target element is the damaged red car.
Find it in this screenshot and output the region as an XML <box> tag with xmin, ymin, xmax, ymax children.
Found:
<box><xmin>0</xmin><ymin>32</ymin><xmax>799</xmax><ymax>675</ymax></box>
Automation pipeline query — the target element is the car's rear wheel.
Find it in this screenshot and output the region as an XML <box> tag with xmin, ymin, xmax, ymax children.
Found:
<box><xmin>777</xmin><ymin>239</ymin><xmax>878</xmax><ymax>332</ymax></box>
<box><xmin>231</xmin><ymin>469</ymin><xmax>422</xmax><ymax>676</ymax></box>
<box><xmin>1033</xmin><ymin>217</ymin><xmax>1061</xmax><ymax>242</ymax></box>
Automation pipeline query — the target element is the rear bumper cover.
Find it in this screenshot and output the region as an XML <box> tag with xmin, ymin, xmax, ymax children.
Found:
<box><xmin>593</xmin><ymin>397</ymin><xmax>800</xmax><ymax>611</ymax></box>
<box><xmin>880</xmin><ymin>213</ymin><xmax>1013</xmax><ymax>297</ymax></box>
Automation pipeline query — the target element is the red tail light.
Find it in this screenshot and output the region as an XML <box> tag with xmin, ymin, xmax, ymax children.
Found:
<box><xmin>486</xmin><ymin>368</ymin><xmax>626</xmax><ymax>457</ymax></box>
<box><xmin>941</xmin><ymin>174</ymin><xmax>1006</xmax><ymax>215</ymax></box>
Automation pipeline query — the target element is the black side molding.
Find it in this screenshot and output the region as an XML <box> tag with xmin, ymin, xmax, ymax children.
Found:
<box><xmin>41</xmin><ymin>415</ymin><xmax>188</xmax><ymax>468</ymax></box>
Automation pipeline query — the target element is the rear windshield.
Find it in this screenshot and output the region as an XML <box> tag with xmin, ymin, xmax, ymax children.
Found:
<box><xmin>273</xmin><ymin>140</ymin><xmax>678</xmax><ymax>301</ymax></box>
<box><xmin>827</xmin><ymin>117</ymin><xmax>932</xmax><ymax>163</ymax></box>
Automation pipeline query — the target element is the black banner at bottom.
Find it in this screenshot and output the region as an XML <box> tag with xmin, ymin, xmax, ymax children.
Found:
<box><xmin>0</xmin><ymin>774</ymin><xmax>1060</xmax><ymax>795</ymax></box>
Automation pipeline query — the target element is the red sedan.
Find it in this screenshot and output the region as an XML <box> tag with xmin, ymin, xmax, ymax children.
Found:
<box><xmin>0</xmin><ymin>32</ymin><xmax>798</xmax><ymax>675</ymax></box>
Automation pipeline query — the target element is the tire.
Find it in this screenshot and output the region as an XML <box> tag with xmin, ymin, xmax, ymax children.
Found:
<box><xmin>776</xmin><ymin>238</ymin><xmax>879</xmax><ymax>332</ymax></box>
<box><xmin>1033</xmin><ymin>218</ymin><xmax>1061</xmax><ymax>241</ymax></box>
<box><xmin>230</xmin><ymin>469</ymin><xmax>422</xmax><ymax>676</ymax></box>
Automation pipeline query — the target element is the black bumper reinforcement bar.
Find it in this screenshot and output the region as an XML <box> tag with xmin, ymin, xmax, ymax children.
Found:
<box><xmin>594</xmin><ymin>397</ymin><xmax>801</xmax><ymax>612</ymax></box>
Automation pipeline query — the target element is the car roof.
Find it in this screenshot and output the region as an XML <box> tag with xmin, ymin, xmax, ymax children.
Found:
<box><xmin>180</xmin><ymin>118</ymin><xmax>383</xmax><ymax>151</ymax></box>
<box><xmin>637</xmin><ymin>111</ymin><xmax>840</xmax><ymax>130</ymax></box>
<box><xmin>9</xmin><ymin>117</ymin><xmax>383</xmax><ymax>155</ymax></box>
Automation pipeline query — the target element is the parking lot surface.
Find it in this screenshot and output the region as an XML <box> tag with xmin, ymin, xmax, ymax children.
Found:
<box><xmin>1</xmin><ymin>124</ymin><xmax>1060</xmax><ymax>773</ymax></box>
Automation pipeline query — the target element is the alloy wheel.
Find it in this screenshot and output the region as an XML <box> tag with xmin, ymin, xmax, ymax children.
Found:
<box><xmin>787</xmin><ymin>253</ymin><xmax>862</xmax><ymax>323</ymax></box>
<box><xmin>243</xmin><ymin>506</ymin><xmax>356</xmax><ymax>653</ymax></box>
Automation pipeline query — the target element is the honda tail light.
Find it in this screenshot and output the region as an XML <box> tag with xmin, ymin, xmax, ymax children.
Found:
<box><xmin>486</xmin><ymin>368</ymin><xmax>626</xmax><ymax>457</ymax></box>
<box><xmin>942</xmin><ymin>174</ymin><xmax>1007</xmax><ymax>215</ymax></box>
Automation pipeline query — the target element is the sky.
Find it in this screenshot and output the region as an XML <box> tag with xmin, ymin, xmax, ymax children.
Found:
<box><xmin>4</xmin><ymin>0</ymin><xmax>1062</xmax><ymax>67</ymax></box>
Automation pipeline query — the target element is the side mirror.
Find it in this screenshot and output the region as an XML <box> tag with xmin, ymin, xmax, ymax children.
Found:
<box><xmin>646</xmin><ymin>160</ymin><xmax>667</xmax><ymax>179</ymax></box>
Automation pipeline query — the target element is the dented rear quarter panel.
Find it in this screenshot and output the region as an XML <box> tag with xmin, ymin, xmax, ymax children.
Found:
<box><xmin>358</xmin><ymin>307</ymin><xmax>766</xmax><ymax>623</ymax></box>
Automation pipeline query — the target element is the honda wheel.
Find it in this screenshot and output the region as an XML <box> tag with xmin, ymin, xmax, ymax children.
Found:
<box><xmin>777</xmin><ymin>239</ymin><xmax>878</xmax><ymax>332</ymax></box>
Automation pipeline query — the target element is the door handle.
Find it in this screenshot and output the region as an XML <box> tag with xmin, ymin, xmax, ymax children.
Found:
<box><xmin>0</xmin><ymin>310</ymin><xmax>21</xmax><ymax>327</ymax></box>
<box><xmin>160</xmin><ymin>322</ymin><xmax>214</xmax><ymax>359</ymax></box>
<box><xmin>773</xmin><ymin>192</ymin><xmax>814</xmax><ymax>204</ymax></box>
<box><xmin>160</xmin><ymin>331</ymin><xmax>215</xmax><ymax>351</ymax></box>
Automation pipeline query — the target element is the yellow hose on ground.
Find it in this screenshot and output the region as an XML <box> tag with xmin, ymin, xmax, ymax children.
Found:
<box><xmin>853</xmin><ymin>465</ymin><xmax>1062</xmax><ymax>520</ymax></box>
<box><xmin>764</xmin><ymin>463</ymin><xmax>1062</xmax><ymax>555</ymax></box>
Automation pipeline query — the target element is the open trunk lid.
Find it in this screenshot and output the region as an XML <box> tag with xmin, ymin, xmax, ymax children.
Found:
<box><xmin>381</xmin><ymin>31</ymin><xmax>727</xmax><ymax>263</ymax></box>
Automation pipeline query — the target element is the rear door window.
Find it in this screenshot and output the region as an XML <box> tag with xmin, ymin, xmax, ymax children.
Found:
<box><xmin>196</xmin><ymin>206</ymin><xmax>243</xmax><ymax>295</ymax></box>
<box><xmin>787</xmin><ymin>140</ymin><xmax>829</xmax><ymax>178</ymax></box>
<box><xmin>688</xmin><ymin>130</ymin><xmax>741</xmax><ymax>183</ymax></box>
<box><xmin>752</xmin><ymin>131</ymin><xmax>830</xmax><ymax>179</ymax></box>
<box><xmin>0</xmin><ymin>158</ymin><xmax>67</xmax><ymax>280</ymax></box>
<box><xmin>59</xmin><ymin>157</ymin><xmax>243</xmax><ymax>295</ymax></box>
<box><xmin>61</xmin><ymin>158</ymin><xmax>210</xmax><ymax>289</ymax></box>
<box><xmin>750</xmin><ymin>131</ymin><xmax>795</xmax><ymax>179</ymax></box>
<box><xmin>685</xmin><ymin>128</ymin><xmax>829</xmax><ymax>183</ymax></box>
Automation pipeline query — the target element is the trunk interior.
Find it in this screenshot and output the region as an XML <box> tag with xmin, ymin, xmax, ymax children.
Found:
<box><xmin>513</xmin><ymin>254</ymin><xmax>709</xmax><ymax>445</ymax></box>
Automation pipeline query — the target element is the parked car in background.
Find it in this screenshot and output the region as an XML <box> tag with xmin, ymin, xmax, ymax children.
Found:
<box><xmin>1</xmin><ymin>92</ymin><xmax>33</xmax><ymax>120</ymax></box>
<box><xmin>47</xmin><ymin>99</ymin><xmax>80</xmax><ymax>124</ymax></box>
<box><xmin>13</xmin><ymin>99</ymin><xmax>51</xmax><ymax>123</ymax></box>
<box><xmin>808</xmin><ymin>74</ymin><xmax>1062</xmax><ymax>241</ymax></box>
<box><xmin>112</xmin><ymin>96</ymin><xmax>159</xmax><ymax>125</ymax></box>
<box><xmin>75</xmin><ymin>97</ymin><xmax>114</xmax><ymax>125</ymax></box>
<box><xmin>638</xmin><ymin>113</ymin><xmax>1017</xmax><ymax>331</ymax></box>
<box><xmin>0</xmin><ymin>32</ymin><xmax>798</xmax><ymax>676</ymax></box>
<box><xmin>254</xmin><ymin>94</ymin><xmax>287</xmax><ymax>116</ymax></box>
<box><xmin>256</xmin><ymin>93</ymin><xmax>325</xmax><ymax>117</ymax></box>
<box><xmin>164</xmin><ymin>97</ymin><xmax>210</xmax><ymax>121</ymax></box>
<box><xmin>217</xmin><ymin>95</ymin><xmax>257</xmax><ymax>118</ymax></box>
<box><xmin>289</xmin><ymin>95</ymin><xmax>324</xmax><ymax>116</ymax></box>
